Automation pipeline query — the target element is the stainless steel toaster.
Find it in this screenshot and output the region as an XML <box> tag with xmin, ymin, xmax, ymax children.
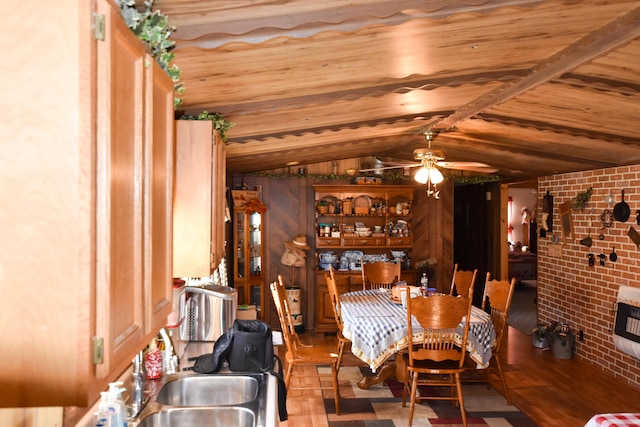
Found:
<box><xmin>180</xmin><ymin>284</ymin><xmax>237</xmax><ymax>342</ymax></box>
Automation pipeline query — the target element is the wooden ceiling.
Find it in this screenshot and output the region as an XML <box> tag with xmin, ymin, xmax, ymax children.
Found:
<box><xmin>150</xmin><ymin>0</ymin><xmax>640</xmax><ymax>182</ymax></box>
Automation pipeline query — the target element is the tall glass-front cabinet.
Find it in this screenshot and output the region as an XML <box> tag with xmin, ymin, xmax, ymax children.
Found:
<box><xmin>232</xmin><ymin>193</ymin><xmax>266</xmax><ymax>319</ymax></box>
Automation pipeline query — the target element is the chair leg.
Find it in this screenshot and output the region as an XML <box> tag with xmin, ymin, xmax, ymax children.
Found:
<box><xmin>285</xmin><ymin>362</ymin><xmax>294</xmax><ymax>389</ymax></box>
<box><xmin>336</xmin><ymin>339</ymin><xmax>345</xmax><ymax>374</ymax></box>
<box><xmin>494</xmin><ymin>354</ymin><xmax>511</xmax><ymax>405</ymax></box>
<box><xmin>408</xmin><ymin>373</ymin><xmax>419</xmax><ymax>426</ymax></box>
<box><xmin>455</xmin><ymin>373</ymin><xmax>467</xmax><ymax>427</ymax></box>
<box><xmin>331</xmin><ymin>360</ymin><xmax>341</xmax><ymax>415</ymax></box>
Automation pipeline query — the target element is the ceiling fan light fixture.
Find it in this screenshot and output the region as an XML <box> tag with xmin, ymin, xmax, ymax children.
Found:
<box><xmin>414</xmin><ymin>166</ymin><xmax>429</xmax><ymax>184</ymax></box>
<box><xmin>414</xmin><ymin>159</ymin><xmax>443</xmax><ymax>199</ymax></box>
<box><xmin>429</xmin><ymin>166</ymin><xmax>444</xmax><ymax>184</ymax></box>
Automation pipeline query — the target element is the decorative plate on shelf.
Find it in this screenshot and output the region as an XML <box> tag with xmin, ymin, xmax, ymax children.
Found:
<box><xmin>354</xmin><ymin>196</ymin><xmax>372</xmax><ymax>209</ymax></box>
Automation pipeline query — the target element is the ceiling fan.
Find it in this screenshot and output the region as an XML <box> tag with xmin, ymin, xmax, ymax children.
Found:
<box><xmin>360</xmin><ymin>131</ymin><xmax>498</xmax><ymax>198</ymax></box>
<box><xmin>359</xmin><ymin>131</ymin><xmax>498</xmax><ymax>175</ymax></box>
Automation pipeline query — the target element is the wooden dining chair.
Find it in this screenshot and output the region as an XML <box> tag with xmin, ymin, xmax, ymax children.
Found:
<box><xmin>401</xmin><ymin>292</ymin><xmax>475</xmax><ymax>427</ymax></box>
<box><xmin>449</xmin><ymin>263</ymin><xmax>478</xmax><ymax>299</ymax></box>
<box><xmin>325</xmin><ymin>266</ymin><xmax>351</xmax><ymax>373</ymax></box>
<box><xmin>361</xmin><ymin>258</ymin><xmax>401</xmax><ymax>290</ymax></box>
<box><xmin>270</xmin><ymin>275</ymin><xmax>341</xmax><ymax>414</ymax></box>
<box><xmin>465</xmin><ymin>273</ymin><xmax>516</xmax><ymax>405</ymax></box>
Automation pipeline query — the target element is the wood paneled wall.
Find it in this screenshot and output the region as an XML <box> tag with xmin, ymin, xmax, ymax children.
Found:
<box><xmin>231</xmin><ymin>174</ymin><xmax>454</xmax><ymax>331</ymax></box>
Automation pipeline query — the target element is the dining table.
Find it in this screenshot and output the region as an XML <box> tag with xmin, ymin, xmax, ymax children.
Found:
<box><xmin>340</xmin><ymin>288</ymin><xmax>497</xmax><ymax>389</ymax></box>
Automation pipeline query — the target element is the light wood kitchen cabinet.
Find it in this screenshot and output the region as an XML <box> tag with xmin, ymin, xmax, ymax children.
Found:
<box><xmin>173</xmin><ymin>121</ymin><xmax>227</xmax><ymax>278</ymax></box>
<box><xmin>0</xmin><ymin>0</ymin><xmax>173</xmax><ymax>409</ymax></box>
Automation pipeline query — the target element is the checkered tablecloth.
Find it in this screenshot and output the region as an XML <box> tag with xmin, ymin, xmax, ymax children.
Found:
<box><xmin>340</xmin><ymin>289</ymin><xmax>496</xmax><ymax>372</ymax></box>
<box><xmin>585</xmin><ymin>414</ymin><xmax>640</xmax><ymax>427</ymax></box>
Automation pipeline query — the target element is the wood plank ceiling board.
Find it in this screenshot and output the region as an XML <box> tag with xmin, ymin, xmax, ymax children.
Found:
<box><xmin>141</xmin><ymin>0</ymin><xmax>640</xmax><ymax>181</ymax></box>
<box><xmin>485</xmin><ymin>84</ymin><xmax>640</xmax><ymax>139</ymax></box>
<box><xmin>223</xmin><ymin>84</ymin><xmax>507</xmax><ymax>140</ymax></box>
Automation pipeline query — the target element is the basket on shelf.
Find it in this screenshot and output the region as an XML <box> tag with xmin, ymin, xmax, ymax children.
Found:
<box><xmin>342</xmin><ymin>200</ymin><xmax>353</xmax><ymax>215</ymax></box>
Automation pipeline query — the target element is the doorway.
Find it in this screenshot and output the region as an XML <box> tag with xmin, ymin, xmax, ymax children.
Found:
<box><xmin>453</xmin><ymin>182</ymin><xmax>493</xmax><ymax>307</ymax></box>
<box><xmin>506</xmin><ymin>180</ymin><xmax>538</xmax><ymax>333</ymax></box>
<box><xmin>453</xmin><ymin>180</ymin><xmax>538</xmax><ymax>333</ymax></box>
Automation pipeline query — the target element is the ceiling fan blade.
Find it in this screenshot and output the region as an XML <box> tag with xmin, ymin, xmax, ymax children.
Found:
<box><xmin>378</xmin><ymin>160</ymin><xmax>421</xmax><ymax>166</ymax></box>
<box><xmin>359</xmin><ymin>164</ymin><xmax>421</xmax><ymax>172</ymax></box>
<box><xmin>437</xmin><ymin>162</ymin><xmax>499</xmax><ymax>173</ymax></box>
<box><xmin>436</xmin><ymin>161</ymin><xmax>493</xmax><ymax>169</ymax></box>
<box><xmin>458</xmin><ymin>166</ymin><xmax>499</xmax><ymax>173</ymax></box>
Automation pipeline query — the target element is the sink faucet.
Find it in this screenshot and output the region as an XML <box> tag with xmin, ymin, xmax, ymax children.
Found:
<box><xmin>159</xmin><ymin>327</ymin><xmax>180</xmax><ymax>375</ymax></box>
<box><xmin>129</xmin><ymin>351</ymin><xmax>148</xmax><ymax>420</ymax></box>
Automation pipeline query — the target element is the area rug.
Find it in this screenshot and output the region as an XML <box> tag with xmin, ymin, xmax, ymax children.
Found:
<box><xmin>321</xmin><ymin>366</ymin><xmax>538</xmax><ymax>427</ymax></box>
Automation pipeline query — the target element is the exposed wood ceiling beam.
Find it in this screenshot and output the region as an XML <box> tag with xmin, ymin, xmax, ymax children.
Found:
<box><xmin>425</xmin><ymin>6</ymin><xmax>640</xmax><ymax>133</ymax></box>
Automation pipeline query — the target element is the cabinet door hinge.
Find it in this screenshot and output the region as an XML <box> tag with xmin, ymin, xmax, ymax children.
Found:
<box><xmin>93</xmin><ymin>13</ymin><xmax>105</xmax><ymax>41</ymax></box>
<box><xmin>92</xmin><ymin>337</ymin><xmax>104</xmax><ymax>365</ymax></box>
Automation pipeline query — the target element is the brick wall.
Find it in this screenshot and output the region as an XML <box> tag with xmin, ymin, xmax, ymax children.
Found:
<box><xmin>538</xmin><ymin>165</ymin><xmax>640</xmax><ymax>388</ymax></box>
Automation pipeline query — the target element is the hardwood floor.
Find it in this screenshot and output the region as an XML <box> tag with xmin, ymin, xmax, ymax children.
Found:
<box><xmin>278</xmin><ymin>326</ymin><xmax>640</xmax><ymax>427</ymax></box>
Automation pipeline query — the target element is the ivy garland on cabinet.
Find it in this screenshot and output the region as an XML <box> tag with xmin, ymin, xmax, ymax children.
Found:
<box><xmin>115</xmin><ymin>0</ymin><xmax>184</xmax><ymax>108</ymax></box>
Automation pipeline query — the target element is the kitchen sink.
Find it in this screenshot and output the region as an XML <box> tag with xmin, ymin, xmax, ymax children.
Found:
<box><xmin>131</xmin><ymin>372</ymin><xmax>277</xmax><ymax>427</ymax></box>
<box><xmin>137</xmin><ymin>407</ymin><xmax>255</xmax><ymax>427</ymax></box>
<box><xmin>156</xmin><ymin>374</ymin><xmax>260</xmax><ymax>406</ymax></box>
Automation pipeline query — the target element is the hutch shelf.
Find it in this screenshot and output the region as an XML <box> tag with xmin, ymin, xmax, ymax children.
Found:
<box><xmin>313</xmin><ymin>184</ymin><xmax>418</xmax><ymax>333</ymax></box>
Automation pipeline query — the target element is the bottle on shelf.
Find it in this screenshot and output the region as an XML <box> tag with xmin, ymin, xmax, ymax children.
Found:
<box><xmin>420</xmin><ymin>272</ymin><xmax>429</xmax><ymax>296</ymax></box>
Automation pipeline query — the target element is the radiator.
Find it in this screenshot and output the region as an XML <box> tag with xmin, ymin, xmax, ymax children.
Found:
<box><xmin>613</xmin><ymin>285</ymin><xmax>640</xmax><ymax>359</ymax></box>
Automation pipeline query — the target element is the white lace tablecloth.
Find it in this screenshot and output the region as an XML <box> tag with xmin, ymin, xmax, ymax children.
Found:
<box><xmin>340</xmin><ymin>289</ymin><xmax>496</xmax><ymax>372</ymax></box>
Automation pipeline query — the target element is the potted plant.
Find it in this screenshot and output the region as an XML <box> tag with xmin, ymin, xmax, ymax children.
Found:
<box><xmin>531</xmin><ymin>323</ymin><xmax>551</xmax><ymax>348</ymax></box>
<box><xmin>550</xmin><ymin>322</ymin><xmax>575</xmax><ymax>359</ymax></box>
<box><xmin>317</xmin><ymin>200</ymin><xmax>330</xmax><ymax>214</ymax></box>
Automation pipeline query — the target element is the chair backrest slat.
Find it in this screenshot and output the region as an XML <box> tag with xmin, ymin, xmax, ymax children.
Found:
<box><xmin>407</xmin><ymin>294</ymin><xmax>474</xmax><ymax>368</ymax></box>
<box><xmin>450</xmin><ymin>263</ymin><xmax>478</xmax><ymax>299</ymax></box>
<box><xmin>325</xmin><ymin>267</ymin><xmax>344</xmax><ymax>331</ymax></box>
<box><xmin>482</xmin><ymin>273</ymin><xmax>517</xmax><ymax>350</ymax></box>
<box><xmin>270</xmin><ymin>275</ymin><xmax>300</xmax><ymax>354</ymax></box>
<box><xmin>361</xmin><ymin>259</ymin><xmax>401</xmax><ymax>290</ymax></box>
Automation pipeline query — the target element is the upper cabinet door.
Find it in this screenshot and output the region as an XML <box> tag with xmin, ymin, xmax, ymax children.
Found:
<box><xmin>211</xmin><ymin>132</ymin><xmax>227</xmax><ymax>269</ymax></box>
<box><xmin>0</xmin><ymin>0</ymin><xmax>95</xmax><ymax>408</ymax></box>
<box><xmin>143</xmin><ymin>56</ymin><xmax>174</xmax><ymax>335</ymax></box>
<box><xmin>95</xmin><ymin>0</ymin><xmax>147</xmax><ymax>379</ymax></box>
<box><xmin>173</xmin><ymin>120</ymin><xmax>214</xmax><ymax>278</ymax></box>
<box><xmin>0</xmin><ymin>0</ymin><xmax>175</xmax><ymax>409</ymax></box>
